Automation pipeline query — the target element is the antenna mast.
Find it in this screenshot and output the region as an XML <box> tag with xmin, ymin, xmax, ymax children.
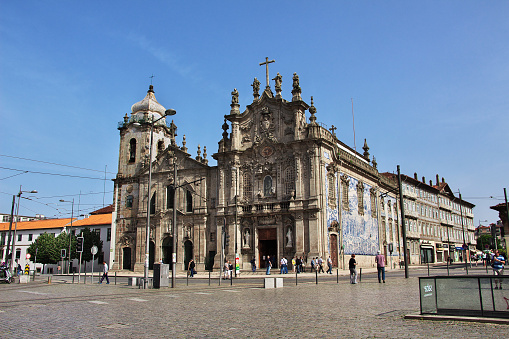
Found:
<box><xmin>351</xmin><ymin>98</ymin><xmax>357</xmax><ymax>151</ymax></box>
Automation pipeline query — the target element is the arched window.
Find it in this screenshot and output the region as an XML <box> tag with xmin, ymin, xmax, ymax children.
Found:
<box><xmin>285</xmin><ymin>166</ymin><xmax>295</xmax><ymax>196</ymax></box>
<box><xmin>150</xmin><ymin>192</ymin><xmax>156</xmax><ymax>215</ymax></box>
<box><xmin>166</xmin><ymin>185</ymin><xmax>175</xmax><ymax>209</ymax></box>
<box><xmin>157</xmin><ymin>140</ymin><xmax>165</xmax><ymax>154</ymax></box>
<box><xmin>243</xmin><ymin>172</ymin><xmax>252</xmax><ymax>200</ymax></box>
<box><xmin>126</xmin><ymin>195</ymin><xmax>133</xmax><ymax>208</ymax></box>
<box><xmin>186</xmin><ymin>190</ymin><xmax>193</xmax><ymax>213</ymax></box>
<box><xmin>263</xmin><ymin>176</ymin><xmax>273</xmax><ymax>197</ymax></box>
<box><xmin>129</xmin><ymin>138</ymin><xmax>137</xmax><ymax>163</ymax></box>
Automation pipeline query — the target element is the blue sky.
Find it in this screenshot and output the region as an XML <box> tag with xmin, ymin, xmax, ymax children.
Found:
<box><xmin>1</xmin><ymin>1</ymin><xmax>507</xmax><ymax>224</ymax></box>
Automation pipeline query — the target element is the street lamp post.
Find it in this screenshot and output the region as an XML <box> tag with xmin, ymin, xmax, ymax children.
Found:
<box><xmin>60</xmin><ymin>199</ymin><xmax>75</xmax><ymax>274</ymax></box>
<box><xmin>142</xmin><ymin>108</ymin><xmax>176</xmax><ymax>289</ymax></box>
<box><xmin>9</xmin><ymin>186</ymin><xmax>37</xmax><ymax>275</ymax></box>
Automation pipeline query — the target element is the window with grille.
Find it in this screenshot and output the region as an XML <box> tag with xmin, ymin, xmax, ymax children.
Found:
<box><xmin>243</xmin><ymin>172</ymin><xmax>252</xmax><ymax>199</ymax></box>
<box><xmin>285</xmin><ymin>167</ymin><xmax>295</xmax><ymax>196</ymax></box>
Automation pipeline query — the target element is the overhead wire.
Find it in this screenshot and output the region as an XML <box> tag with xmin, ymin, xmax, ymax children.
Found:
<box><xmin>0</xmin><ymin>154</ymin><xmax>117</xmax><ymax>174</ymax></box>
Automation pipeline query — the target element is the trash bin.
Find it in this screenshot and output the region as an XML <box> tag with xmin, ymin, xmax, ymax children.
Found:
<box><xmin>153</xmin><ymin>263</ymin><xmax>169</xmax><ymax>288</ymax></box>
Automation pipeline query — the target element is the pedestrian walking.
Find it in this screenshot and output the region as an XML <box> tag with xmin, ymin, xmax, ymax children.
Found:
<box><xmin>375</xmin><ymin>250</ymin><xmax>385</xmax><ymax>283</ymax></box>
<box><xmin>280</xmin><ymin>257</ymin><xmax>287</xmax><ymax>274</ymax></box>
<box><xmin>228</xmin><ymin>261</ymin><xmax>233</xmax><ymax>278</ymax></box>
<box><xmin>310</xmin><ymin>258</ymin><xmax>315</xmax><ymax>271</ymax></box>
<box><xmin>492</xmin><ymin>250</ymin><xmax>505</xmax><ymax>289</ymax></box>
<box><xmin>296</xmin><ymin>257</ymin><xmax>301</xmax><ymax>273</ymax></box>
<box><xmin>98</xmin><ymin>261</ymin><xmax>110</xmax><ymax>284</ymax></box>
<box><xmin>266</xmin><ymin>255</ymin><xmax>272</xmax><ymax>275</ymax></box>
<box><xmin>250</xmin><ymin>257</ymin><xmax>256</xmax><ymax>272</ymax></box>
<box><xmin>318</xmin><ymin>256</ymin><xmax>324</xmax><ymax>273</ymax></box>
<box><xmin>188</xmin><ymin>259</ymin><xmax>196</xmax><ymax>277</ymax></box>
<box><xmin>300</xmin><ymin>256</ymin><xmax>305</xmax><ymax>272</ymax></box>
<box><xmin>326</xmin><ymin>256</ymin><xmax>333</xmax><ymax>274</ymax></box>
<box><xmin>349</xmin><ymin>254</ymin><xmax>357</xmax><ymax>284</ymax></box>
<box><xmin>292</xmin><ymin>257</ymin><xmax>296</xmax><ymax>273</ymax></box>
<box><xmin>223</xmin><ymin>261</ymin><xmax>229</xmax><ymax>279</ymax></box>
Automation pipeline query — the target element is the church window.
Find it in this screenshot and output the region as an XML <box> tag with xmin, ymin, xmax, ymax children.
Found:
<box><xmin>126</xmin><ymin>195</ymin><xmax>133</xmax><ymax>208</ymax></box>
<box><xmin>150</xmin><ymin>192</ymin><xmax>156</xmax><ymax>215</ymax></box>
<box><xmin>243</xmin><ymin>172</ymin><xmax>252</xmax><ymax>200</ymax></box>
<box><xmin>129</xmin><ymin>138</ymin><xmax>137</xmax><ymax>162</ymax></box>
<box><xmin>357</xmin><ymin>181</ymin><xmax>364</xmax><ymax>215</ymax></box>
<box><xmin>186</xmin><ymin>190</ymin><xmax>193</xmax><ymax>212</ymax></box>
<box><xmin>263</xmin><ymin>176</ymin><xmax>273</xmax><ymax>197</ymax></box>
<box><xmin>370</xmin><ymin>188</ymin><xmax>377</xmax><ymax>217</ymax></box>
<box><xmin>340</xmin><ymin>174</ymin><xmax>349</xmax><ymax>211</ymax></box>
<box><xmin>327</xmin><ymin>173</ymin><xmax>335</xmax><ymax>209</ymax></box>
<box><xmin>166</xmin><ymin>185</ymin><xmax>175</xmax><ymax>209</ymax></box>
<box><xmin>157</xmin><ymin>140</ymin><xmax>165</xmax><ymax>154</ymax></box>
<box><xmin>285</xmin><ymin>166</ymin><xmax>295</xmax><ymax>196</ymax></box>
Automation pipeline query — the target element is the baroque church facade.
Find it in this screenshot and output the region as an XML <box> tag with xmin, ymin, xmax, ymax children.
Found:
<box><xmin>112</xmin><ymin>70</ymin><xmax>402</xmax><ymax>273</ymax></box>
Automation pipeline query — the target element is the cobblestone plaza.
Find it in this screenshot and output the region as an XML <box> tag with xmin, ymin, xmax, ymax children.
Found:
<box><xmin>1</xmin><ymin>271</ymin><xmax>507</xmax><ymax>338</ymax></box>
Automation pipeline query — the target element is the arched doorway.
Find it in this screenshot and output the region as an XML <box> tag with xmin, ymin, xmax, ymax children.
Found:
<box><xmin>184</xmin><ymin>240</ymin><xmax>193</xmax><ymax>270</ymax></box>
<box><xmin>162</xmin><ymin>236</ymin><xmax>173</xmax><ymax>269</ymax></box>
<box><xmin>122</xmin><ymin>247</ymin><xmax>131</xmax><ymax>270</ymax></box>
<box><xmin>149</xmin><ymin>241</ymin><xmax>155</xmax><ymax>270</ymax></box>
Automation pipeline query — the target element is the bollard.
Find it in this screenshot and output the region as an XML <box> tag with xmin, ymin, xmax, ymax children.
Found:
<box><xmin>208</xmin><ymin>271</ymin><xmax>211</xmax><ymax>286</ymax></box>
<box><xmin>296</xmin><ymin>269</ymin><xmax>298</xmax><ymax>286</ymax></box>
<box><xmin>73</xmin><ymin>272</ymin><xmax>75</xmax><ymax>284</ymax></box>
<box><xmin>336</xmin><ymin>269</ymin><xmax>339</xmax><ymax>284</ymax></box>
<box><xmin>187</xmin><ymin>271</ymin><xmax>189</xmax><ymax>286</ymax></box>
<box><xmin>230</xmin><ymin>272</ymin><xmax>233</xmax><ymax>286</ymax></box>
<box><xmin>359</xmin><ymin>268</ymin><xmax>362</xmax><ymax>282</ymax></box>
<box><xmin>47</xmin><ymin>276</ymin><xmax>51</xmax><ymax>284</ymax></box>
<box><xmin>315</xmin><ymin>269</ymin><xmax>318</xmax><ymax>284</ymax></box>
<box><xmin>485</xmin><ymin>264</ymin><xmax>488</xmax><ymax>274</ymax></box>
<box><xmin>84</xmin><ymin>271</ymin><xmax>87</xmax><ymax>284</ymax></box>
<box><xmin>115</xmin><ymin>272</ymin><xmax>117</xmax><ymax>285</ymax></box>
<box><xmin>446</xmin><ymin>260</ymin><xmax>450</xmax><ymax>276</ymax></box>
<box><xmin>32</xmin><ymin>270</ymin><xmax>36</xmax><ymax>282</ymax></box>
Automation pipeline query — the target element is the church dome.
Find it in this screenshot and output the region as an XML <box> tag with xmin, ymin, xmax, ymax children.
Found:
<box><xmin>131</xmin><ymin>85</ymin><xmax>166</xmax><ymax>116</ymax></box>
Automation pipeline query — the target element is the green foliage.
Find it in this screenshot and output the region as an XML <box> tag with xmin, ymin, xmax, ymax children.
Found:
<box><xmin>55</xmin><ymin>232</ymin><xmax>77</xmax><ymax>259</ymax></box>
<box><xmin>79</xmin><ymin>227</ymin><xmax>103</xmax><ymax>262</ymax></box>
<box><xmin>476</xmin><ymin>234</ymin><xmax>502</xmax><ymax>251</ymax></box>
<box><xmin>27</xmin><ymin>233</ymin><xmax>59</xmax><ymax>265</ymax></box>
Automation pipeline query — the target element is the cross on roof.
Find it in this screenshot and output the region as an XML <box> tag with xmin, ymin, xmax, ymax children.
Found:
<box><xmin>330</xmin><ymin>125</ymin><xmax>337</xmax><ymax>136</ymax></box>
<box><xmin>259</xmin><ymin>57</ymin><xmax>275</xmax><ymax>88</ymax></box>
<box><xmin>149</xmin><ymin>74</ymin><xmax>155</xmax><ymax>85</ymax></box>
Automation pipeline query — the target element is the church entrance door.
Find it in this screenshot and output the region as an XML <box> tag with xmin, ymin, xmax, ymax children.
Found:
<box><xmin>122</xmin><ymin>247</ymin><xmax>131</xmax><ymax>270</ymax></box>
<box><xmin>258</xmin><ymin>228</ymin><xmax>277</xmax><ymax>269</ymax></box>
<box><xmin>330</xmin><ymin>234</ymin><xmax>338</xmax><ymax>267</ymax></box>
<box><xmin>162</xmin><ymin>237</ymin><xmax>173</xmax><ymax>270</ymax></box>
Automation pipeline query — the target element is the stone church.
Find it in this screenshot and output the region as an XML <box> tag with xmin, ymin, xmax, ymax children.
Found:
<box><xmin>112</xmin><ymin>69</ymin><xmax>401</xmax><ymax>273</ymax></box>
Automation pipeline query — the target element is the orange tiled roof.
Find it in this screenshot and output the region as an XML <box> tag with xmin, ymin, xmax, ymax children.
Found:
<box><xmin>72</xmin><ymin>213</ymin><xmax>112</xmax><ymax>227</ymax></box>
<box><xmin>0</xmin><ymin>218</ymin><xmax>75</xmax><ymax>232</ymax></box>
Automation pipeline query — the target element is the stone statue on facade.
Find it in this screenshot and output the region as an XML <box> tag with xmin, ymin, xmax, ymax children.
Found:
<box><xmin>286</xmin><ymin>227</ymin><xmax>293</xmax><ymax>247</ymax></box>
<box><xmin>251</xmin><ymin>77</ymin><xmax>260</xmax><ymax>100</ymax></box>
<box><xmin>272</xmin><ymin>72</ymin><xmax>282</xmax><ymax>97</ymax></box>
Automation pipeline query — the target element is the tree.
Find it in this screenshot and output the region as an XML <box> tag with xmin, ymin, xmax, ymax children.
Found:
<box><xmin>55</xmin><ymin>232</ymin><xmax>77</xmax><ymax>259</ymax></box>
<box><xmin>476</xmin><ymin>234</ymin><xmax>502</xmax><ymax>251</ymax></box>
<box><xmin>79</xmin><ymin>227</ymin><xmax>103</xmax><ymax>263</ymax></box>
<box><xmin>27</xmin><ymin>233</ymin><xmax>59</xmax><ymax>272</ymax></box>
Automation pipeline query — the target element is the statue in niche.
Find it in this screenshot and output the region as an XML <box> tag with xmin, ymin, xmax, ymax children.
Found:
<box><xmin>286</xmin><ymin>227</ymin><xmax>293</xmax><ymax>247</ymax></box>
<box><xmin>243</xmin><ymin>228</ymin><xmax>250</xmax><ymax>248</ymax></box>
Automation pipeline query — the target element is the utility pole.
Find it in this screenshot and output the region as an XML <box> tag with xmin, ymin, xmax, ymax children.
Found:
<box><xmin>397</xmin><ymin>165</ymin><xmax>409</xmax><ymax>278</ymax></box>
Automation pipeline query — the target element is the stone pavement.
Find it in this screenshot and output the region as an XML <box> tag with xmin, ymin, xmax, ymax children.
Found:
<box><xmin>1</xmin><ymin>271</ymin><xmax>507</xmax><ymax>338</ymax></box>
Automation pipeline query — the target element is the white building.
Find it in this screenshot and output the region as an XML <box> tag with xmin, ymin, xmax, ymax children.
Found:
<box><xmin>0</xmin><ymin>206</ymin><xmax>113</xmax><ymax>274</ymax></box>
